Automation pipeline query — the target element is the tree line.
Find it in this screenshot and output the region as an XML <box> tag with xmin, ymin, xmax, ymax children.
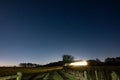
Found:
<box><xmin>19</xmin><ymin>55</ymin><xmax>120</xmax><ymax>67</ymax></box>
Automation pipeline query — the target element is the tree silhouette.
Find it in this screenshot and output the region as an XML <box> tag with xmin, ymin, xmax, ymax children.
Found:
<box><xmin>62</xmin><ymin>54</ymin><xmax>74</xmax><ymax>64</ymax></box>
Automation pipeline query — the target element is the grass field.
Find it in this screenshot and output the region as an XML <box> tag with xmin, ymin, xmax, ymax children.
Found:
<box><xmin>0</xmin><ymin>66</ymin><xmax>63</xmax><ymax>80</ymax></box>
<box><xmin>0</xmin><ymin>66</ymin><xmax>120</xmax><ymax>80</ymax></box>
<box><xmin>64</xmin><ymin>66</ymin><xmax>120</xmax><ymax>80</ymax></box>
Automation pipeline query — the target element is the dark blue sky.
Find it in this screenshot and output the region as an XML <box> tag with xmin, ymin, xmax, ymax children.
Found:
<box><xmin>0</xmin><ymin>0</ymin><xmax>120</xmax><ymax>66</ymax></box>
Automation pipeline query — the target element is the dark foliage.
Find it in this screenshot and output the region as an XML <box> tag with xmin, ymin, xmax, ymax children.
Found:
<box><xmin>62</xmin><ymin>54</ymin><xmax>74</xmax><ymax>64</ymax></box>
<box><xmin>87</xmin><ymin>57</ymin><xmax>120</xmax><ymax>66</ymax></box>
<box><xmin>43</xmin><ymin>61</ymin><xmax>64</xmax><ymax>67</ymax></box>
<box><xmin>104</xmin><ymin>57</ymin><xmax>120</xmax><ymax>66</ymax></box>
<box><xmin>19</xmin><ymin>63</ymin><xmax>40</xmax><ymax>67</ymax></box>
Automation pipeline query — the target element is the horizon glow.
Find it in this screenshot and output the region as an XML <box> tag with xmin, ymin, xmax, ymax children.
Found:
<box><xmin>69</xmin><ymin>61</ymin><xmax>88</xmax><ymax>66</ymax></box>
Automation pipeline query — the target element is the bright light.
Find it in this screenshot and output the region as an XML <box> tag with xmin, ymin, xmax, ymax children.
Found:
<box><xmin>69</xmin><ymin>61</ymin><xmax>88</xmax><ymax>66</ymax></box>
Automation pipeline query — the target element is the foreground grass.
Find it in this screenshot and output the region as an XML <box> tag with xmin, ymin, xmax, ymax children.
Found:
<box><xmin>43</xmin><ymin>73</ymin><xmax>49</xmax><ymax>80</ymax></box>
<box><xmin>54</xmin><ymin>71</ymin><xmax>63</xmax><ymax>80</ymax></box>
<box><xmin>61</xmin><ymin>71</ymin><xmax>77</xmax><ymax>80</ymax></box>
<box><xmin>0</xmin><ymin>66</ymin><xmax>120</xmax><ymax>80</ymax></box>
<box><xmin>65</xmin><ymin>66</ymin><xmax>120</xmax><ymax>80</ymax></box>
<box><xmin>0</xmin><ymin>66</ymin><xmax>63</xmax><ymax>80</ymax></box>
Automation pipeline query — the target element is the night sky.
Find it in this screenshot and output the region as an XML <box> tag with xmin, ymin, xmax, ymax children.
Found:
<box><xmin>0</xmin><ymin>0</ymin><xmax>120</xmax><ymax>66</ymax></box>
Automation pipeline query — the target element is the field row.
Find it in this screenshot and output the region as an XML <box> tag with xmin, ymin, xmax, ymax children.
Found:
<box><xmin>0</xmin><ymin>66</ymin><xmax>120</xmax><ymax>80</ymax></box>
<box><xmin>0</xmin><ymin>66</ymin><xmax>63</xmax><ymax>80</ymax></box>
<box><xmin>32</xmin><ymin>71</ymin><xmax>77</xmax><ymax>80</ymax></box>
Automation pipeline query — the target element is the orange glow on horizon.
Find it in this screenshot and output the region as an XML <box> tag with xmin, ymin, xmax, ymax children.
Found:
<box><xmin>69</xmin><ymin>61</ymin><xmax>88</xmax><ymax>66</ymax></box>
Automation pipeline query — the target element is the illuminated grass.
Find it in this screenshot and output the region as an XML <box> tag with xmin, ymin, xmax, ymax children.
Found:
<box><xmin>0</xmin><ymin>66</ymin><xmax>62</xmax><ymax>75</ymax></box>
<box><xmin>43</xmin><ymin>73</ymin><xmax>49</xmax><ymax>80</ymax></box>
<box><xmin>0</xmin><ymin>66</ymin><xmax>120</xmax><ymax>80</ymax></box>
<box><xmin>31</xmin><ymin>73</ymin><xmax>46</xmax><ymax>80</ymax></box>
<box><xmin>54</xmin><ymin>71</ymin><xmax>64</xmax><ymax>80</ymax></box>
<box><xmin>0</xmin><ymin>66</ymin><xmax>63</xmax><ymax>80</ymax></box>
<box><xmin>61</xmin><ymin>71</ymin><xmax>78</xmax><ymax>80</ymax></box>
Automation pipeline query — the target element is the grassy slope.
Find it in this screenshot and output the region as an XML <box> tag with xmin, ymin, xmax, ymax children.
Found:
<box><xmin>0</xmin><ymin>66</ymin><xmax>120</xmax><ymax>80</ymax></box>
<box><xmin>0</xmin><ymin>66</ymin><xmax>63</xmax><ymax>80</ymax></box>
<box><xmin>66</xmin><ymin>66</ymin><xmax>120</xmax><ymax>80</ymax></box>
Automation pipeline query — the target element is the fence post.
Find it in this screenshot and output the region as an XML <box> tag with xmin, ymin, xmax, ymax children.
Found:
<box><xmin>16</xmin><ymin>72</ymin><xmax>22</xmax><ymax>80</ymax></box>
